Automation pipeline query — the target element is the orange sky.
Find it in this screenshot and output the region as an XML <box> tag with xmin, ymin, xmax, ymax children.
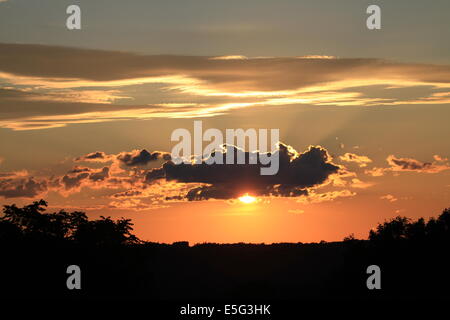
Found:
<box><xmin>1</xmin><ymin>1</ymin><xmax>450</xmax><ymax>244</ymax></box>
<box><xmin>83</xmin><ymin>190</ymin><xmax>450</xmax><ymax>244</ymax></box>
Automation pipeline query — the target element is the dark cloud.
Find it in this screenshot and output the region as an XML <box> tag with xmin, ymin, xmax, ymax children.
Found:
<box><xmin>112</xmin><ymin>190</ymin><xmax>143</xmax><ymax>199</ymax></box>
<box><xmin>61</xmin><ymin>166</ymin><xmax>110</xmax><ymax>189</ymax></box>
<box><xmin>117</xmin><ymin>149</ymin><xmax>167</xmax><ymax>167</ymax></box>
<box><xmin>1</xmin><ymin>43</ymin><xmax>449</xmax><ymax>90</ymax></box>
<box><xmin>0</xmin><ymin>177</ymin><xmax>47</xmax><ymax>198</ymax></box>
<box><xmin>89</xmin><ymin>167</ymin><xmax>110</xmax><ymax>181</ymax></box>
<box><xmin>0</xmin><ymin>145</ymin><xmax>347</xmax><ymax>205</ymax></box>
<box><xmin>0</xmin><ymin>146</ymin><xmax>342</xmax><ymax>202</ymax></box>
<box><xmin>61</xmin><ymin>172</ymin><xmax>89</xmax><ymax>190</ymax></box>
<box><xmin>75</xmin><ymin>149</ymin><xmax>169</xmax><ymax>167</ymax></box>
<box><xmin>68</xmin><ymin>166</ymin><xmax>91</xmax><ymax>174</ymax></box>
<box><xmin>144</xmin><ymin>167</ymin><xmax>166</xmax><ymax>182</ymax></box>
<box><xmin>76</xmin><ymin>151</ymin><xmax>111</xmax><ymax>162</ymax></box>
<box><xmin>146</xmin><ymin>143</ymin><xmax>340</xmax><ymax>200</ymax></box>
<box><xmin>366</xmin><ymin>154</ymin><xmax>450</xmax><ymax>176</ymax></box>
<box><xmin>388</xmin><ymin>155</ymin><xmax>433</xmax><ymax>171</ymax></box>
<box><xmin>0</xmin><ymin>172</ymin><xmax>22</xmax><ymax>178</ymax></box>
<box><xmin>387</xmin><ymin>155</ymin><xmax>450</xmax><ymax>173</ymax></box>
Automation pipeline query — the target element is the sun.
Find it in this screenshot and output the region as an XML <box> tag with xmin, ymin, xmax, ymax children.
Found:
<box><xmin>238</xmin><ymin>193</ymin><xmax>256</xmax><ymax>204</ymax></box>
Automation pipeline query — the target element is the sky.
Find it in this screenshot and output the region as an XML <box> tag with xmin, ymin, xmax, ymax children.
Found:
<box><xmin>0</xmin><ymin>0</ymin><xmax>449</xmax><ymax>243</ymax></box>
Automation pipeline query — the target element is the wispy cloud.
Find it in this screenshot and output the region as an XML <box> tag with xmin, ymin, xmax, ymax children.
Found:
<box><xmin>340</xmin><ymin>153</ymin><xmax>372</xmax><ymax>167</ymax></box>
<box><xmin>1</xmin><ymin>43</ymin><xmax>450</xmax><ymax>130</ymax></box>
<box><xmin>366</xmin><ymin>154</ymin><xmax>450</xmax><ymax>176</ymax></box>
<box><xmin>380</xmin><ymin>194</ymin><xmax>398</xmax><ymax>202</ymax></box>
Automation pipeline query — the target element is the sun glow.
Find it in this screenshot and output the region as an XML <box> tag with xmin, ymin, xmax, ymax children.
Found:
<box><xmin>239</xmin><ymin>193</ymin><xmax>256</xmax><ymax>204</ymax></box>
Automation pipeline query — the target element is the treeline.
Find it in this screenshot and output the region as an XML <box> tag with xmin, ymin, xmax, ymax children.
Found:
<box><xmin>0</xmin><ymin>200</ymin><xmax>140</xmax><ymax>246</ymax></box>
<box><xmin>368</xmin><ymin>209</ymin><xmax>450</xmax><ymax>243</ymax></box>
<box><xmin>0</xmin><ymin>200</ymin><xmax>449</xmax><ymax>299</ymax></box>
<box><xmin>1</xmin><ymin>199</ymin><xmax>449</xmax><ymax>246</ymax></box>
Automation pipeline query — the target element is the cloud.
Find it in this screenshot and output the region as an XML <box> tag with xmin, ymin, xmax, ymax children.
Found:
<box><xmin>209</xmin><ymin>55</ymin><xmax>248</xmax><ymax>60</ymax></box>
<box><xmin>67</xmin><ymin>166</ymin><xmax>91</xmax><ymax>174</ymax></box>
<box><xmin>117</xmin><ymin>149</ymin><xmax>169</xmax><ymax>167</ymax></box>
<box><xmin>37</xmin><ymin>144</ymin><xmax>350</xmax><ymax>204</ymax></box>
<box><xmin>387</xmin><ymin>155</ymin><xmax>450</xmax><ymax>173</ymax></box>
<box><xmin>108</xmin><ymin>199</ymin><xmax>150</xmax><ymax>211</ymax></box>
<box><xmin>58</xmin><ymin>166</ymin><xmax>111</xmax><ymax>192</ymax></box>
<box><xmin>0</xmin><ymin>177</ymin><xmax>47</xmax><ymax>198</ymax></box>
<box><xmin>109</xmin><ymin>179</ymin><xmax>202</xmax><ymax>209</ymax></box>
<box><xmin>2</xmin><ymin>43</ymin><xmax>449</xmax><ymax>90</ymax></box>
<box><xmin>350</xmin><ymin>178</ymin><xmax>374</xmax><ymax>189</ymax></box>
<box><xmin>339</xmin><ymin>152</ymin><xmax>372</xmax><ymax>167</ymax></box>
<box><xmin>0</xmin><ymin>144</ymin><xmax>355</xmax><ymax>207</ymax></box>
<box><xmin>367</xmin><ymin>154</ymin><xmax>450</xmax><ymax>176</ymax></box>
<box><xmin>146</xmin><ymin>143</ymin><xmax>342</xmax><ymax>200</ymax></box>
<box><xmin>380</xmin><ymin>194</ymin><xmax>398</xmax><ymax>202</ymax></box>
<box><xmin>76</xmin><ymin>149</ymin><xmax>170</xmax><ymax>167</ymax></box>
<box><xmin>1</xmin><ymin>43</ymin><xmax>450</xmax><ymax>130</ymax></box>
<box><xmin>0</xmin><ymin>170</ymin><xmax>28</xmax><ymax>179</ymax></box>
<box><xmin>434</xmin><ymin>155</ymin><xmax>448</xmax><ymax>162</ymax></box>
<box><xmin>365</xmin><ymin>167</ymin><xmax>386</xmax><ymax>177</ymax></box>
<box><xmin>89</xmin><ymin>167</ymin><xmax>110</xmax><ymax>181</ymax></box>
<box><xmin>296</xmin><ymin>55</ymin><xmax>336</xmax><ymax>59</ymax></box>
<box><xmin>61</xmin><ymin>172</ymin><xmax>90</xmax><ymax>190</ymax></box>
<box><xmin>0</xmin><ymin>147</ymin><xmax>179</xmax><ymax>201</ymax></box>
<box><xmin>288</xmin><ymin>209</ymin><xmax>305</xmax><ymax>214</ymax></box>
<box><xmin>297</xmin><ymin>189</ymin><xmax>356</xmax><ymax>204</ymax></box>
<box><xmin>111</xmin><ymin>189</ymin><xmax>143</xmax><ymax>199</ymax></box>
<box><xmin>75</xmin><ymin>151</ymin><xmax>113</xmax><ymax>163</ymax></box>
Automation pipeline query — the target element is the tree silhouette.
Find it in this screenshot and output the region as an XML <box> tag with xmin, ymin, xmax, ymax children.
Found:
<box><xmin>369</xmin><ymin>216</ymin><xmax>410</xmax><ymax>242</ymax></box>
<box><xmin>73</xmin><ymin>216</ymin><xmax>140</xmax><ymax>246</ymax></box>
<box><xmin>368</xmin><ymin>208</ymin><xmax>450</xmax><ymax>244</ymax></box>
<box><xmin>426</xmin><ymin>208</ymin><xmax>450</xmax><ymax>242</ymax></box>
<box><xmin>0</xmin><ymin>200</ymin><xmax>140</xmax><ymax>246</ymax></box>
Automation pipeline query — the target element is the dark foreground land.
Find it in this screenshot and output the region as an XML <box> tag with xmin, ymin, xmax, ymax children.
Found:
<box><xmin>1</xmin><ymin>201</ymin><xmax>450</xmax><ymax>301</ymax></box>
<box><xmin>2</xmin><ymin>240</ymin><xmax>450</xmax><ymax>301</ymax></box>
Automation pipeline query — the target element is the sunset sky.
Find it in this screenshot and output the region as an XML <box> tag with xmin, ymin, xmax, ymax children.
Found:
<box><xmin>1</xmin><ymin>0</ymin><xmax>449</xmax><ymax>243</ymax></box>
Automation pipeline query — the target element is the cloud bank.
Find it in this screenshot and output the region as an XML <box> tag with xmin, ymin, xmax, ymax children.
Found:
<box><xmin>1</xmin><ymin>43</ymin><xmax>450</xmax><ymax>130</ymax></box>
<box><xmin>0</xmin><ymin>144</ymin><xmax>352</xmax><ymax>210</ymax></box>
